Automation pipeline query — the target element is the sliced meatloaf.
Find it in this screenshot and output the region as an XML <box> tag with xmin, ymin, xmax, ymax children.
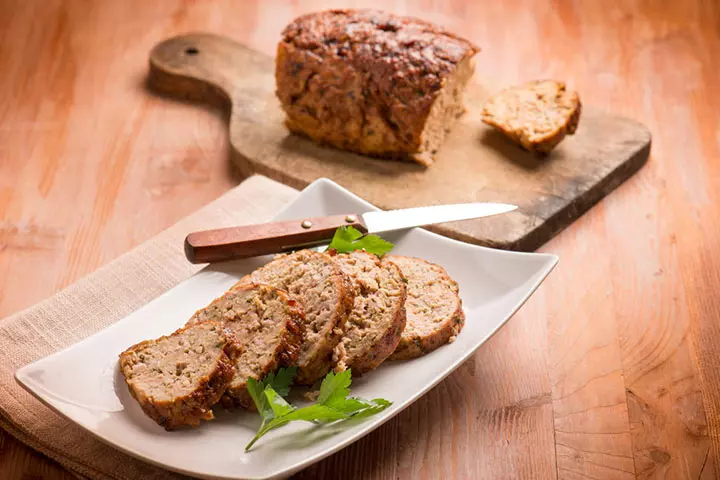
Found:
<box><xmin>276</xmin><ymin>9</ymin><xmax>479</xmax><ymax>166</ymax></box>
<box><xmin>383</xmin><ymin>255</ymin><xmax>465</xmax><ymax>360</ymax></box>
<box><xmin>332</xmin><ymin>250</ymin><xmax>406</xmax><ymax>375</ymax></box>
<box><xmin>481</xmin><ymin>80</ymin><xmax>581</xmax><ymax>153</ymax></box>
<box><xmin>234</xmin><ymin>250</ymin><xmax>354</xmax><ymax>385</ymax></box>
<box><xmin>186</xmin><ymin>283</ymin><xmax>304</xmax><ymax>409</ymax></box>
<box><xmin>119</xmin><ymin>321</ymin><xmax>242</xmax><ymax>430</ymax></box>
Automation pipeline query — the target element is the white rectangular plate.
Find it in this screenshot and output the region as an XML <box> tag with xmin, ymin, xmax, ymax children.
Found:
<box><xmin>16</xmin><ymin>178</ymin><xmax>557</xmax><ymax>480</ymax></box>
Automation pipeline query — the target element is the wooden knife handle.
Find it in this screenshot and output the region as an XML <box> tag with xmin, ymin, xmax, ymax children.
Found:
<box><xmin>184</xmin><ymin>215</ymin><xmax>368</xmax><ymax>264</ymax></box>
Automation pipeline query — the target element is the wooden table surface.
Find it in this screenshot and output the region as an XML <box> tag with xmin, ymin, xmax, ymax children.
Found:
<box><xmin>1</xmin><ymin>1</ymin><xmax>718</xmax><ymax>479</ymax></box>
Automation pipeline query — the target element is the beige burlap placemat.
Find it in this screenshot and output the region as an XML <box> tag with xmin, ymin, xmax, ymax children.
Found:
<box><xmin>0</xmin><ymin>175</ymin><xmax>298</xmax><ymax>480</ymax></box>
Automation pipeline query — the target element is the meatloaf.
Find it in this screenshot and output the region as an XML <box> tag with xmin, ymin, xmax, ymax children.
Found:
<box><xmin>119</xmin><ymin>321</ymin><xmax>242</xmax><ymax>430</ymax></box>
<box><xmin>233</xmin><ymin>250</ymin><xmax>354</xmax><ymax>385</ymax></box>
<box><xmin>187</xmin><ymin>283</ymin><xmax>304</xmax><ymax>409</ymax></box>
<box><xmin>276</xmin><ymin>9</ymin><xmax>480</xmax><ymax>166</ymax></box>
<box><xmin>481</xmin><ymin>80</ymin><xmax>581</xmax><ymax>153</ymax></box>
<box><xmin>331</xmin><ymin>250</ymin><xmax>406</xmax><ymax>375</ymax></box>
<box><xmin>383</xmin><ymin>255</ymin><xmax>465</xmax><ymax>360</ymax></box>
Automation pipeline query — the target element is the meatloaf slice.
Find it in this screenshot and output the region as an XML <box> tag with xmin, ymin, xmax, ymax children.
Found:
<box><xmin>481</xmin><ymin>80</ymin><xmax>581</xmax><ymax>153</ymax></box>
<box><xmin>233</xmin><ymin>250</ymin><xmax>354</xmax><ymax>385</ymax></box>
<box><xmin>332</xmin><ymin>250</ymin><xmax>406</xmax><ymax>375</ymax></box>
<box><xmin>383</xmin><ymin>255</ymin><xmax>465</xmax><ymax>360</ymax></box>
<box><xmin>276</xmin><ymin>9</ymin><xmax>479</xmax><ymax>166</ymax></box>
<box><xmin>187</xmin><ymin>283</ymin><xmax>304</xmax><ymax>409</ymax></box>
<box><xmin>119</xmin><ymin>321</ymin><xmax>242</xmax><ymax>430</ymax></box>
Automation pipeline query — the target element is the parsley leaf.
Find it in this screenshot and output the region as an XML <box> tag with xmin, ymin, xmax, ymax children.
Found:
<box><xmin>347</xmin><ymin>398</ymin><xmax>392</xmax><ymax>420</ymax></box>
<box><xmin>327</xmin><ymin>226</ymin><xmax>394</xmax><ymax>257</ymax></box>
<box><xmin>316</xmin><ymin>369</ymin><xmax>351</xmax><ymax>406</ymax></box>
<box><xmin>245</xmin><ymin>368</ymin><xmax>392</xmax><ymax>451</ymax></box>
<box><xmin>246</xmin><ymin>377</ymin><xmax>273</xmax><ymax>423</ymax></box>
<box><xmin>264</xmin><ymin>387</ymin><xmax>295</xmax><ymax>418</ymax></box>
<box><xmin>246</xmin><ymin>366</ymin><xmax>297</xmax><ymax>425</ymax></box>
<box><xmin>262</xmin><ymin>366</ymin><xmax>296</xmax><ymax>396</ymax></box>
<box><xmin>272</xmin><ymin>404</ymin><xmax>349</xmax><ymax>424</ymax></box>
<box><xmin>325</xmin><ymin>396</ymin><xmax>380</xmax><ymax>415</ymax></box>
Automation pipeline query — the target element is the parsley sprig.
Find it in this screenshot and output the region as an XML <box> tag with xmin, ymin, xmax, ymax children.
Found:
<box><xmin>327</xmin><ymin>226</ymin><xmax>394</xmax><ymax>257</ymax></box>
<box><xmin>245</xmin><ymin>368</ymin><xmax>391</xmax><ymax>451</ymax></box>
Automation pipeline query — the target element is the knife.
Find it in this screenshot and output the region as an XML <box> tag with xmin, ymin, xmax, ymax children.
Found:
<box><xmin>184</xmin><ymin>202</ymin><xmax>517</xmax><ymax>264</ymax></box>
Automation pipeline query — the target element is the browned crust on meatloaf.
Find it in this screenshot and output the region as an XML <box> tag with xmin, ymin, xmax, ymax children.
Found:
<box><xmin>383</xmin><ymin>255</ymin><xmax>465</xmax><ymax>360</ymax></box>
<box><xmin>186</xmin><ymin>283</ymin><xmax>304</xmax><ymax>409</ymax></box>
<box><xmin>331</xmin><ymin>250</ymin><xmax>407</xmax><ymax>375</ymax></box>
<box><xmin>481</xmin><ymin>80</ymin><xmax>582</xmax><ymax>154</ymax></box>
<box><xmin>233</xmin><ymin>250</ymin><xmax>354</xmax><ymax>385</ymax></box>
<box><xmin>276</xmin><ymin>9</ymin><xmax>479</xmax><ymax>166</ymax></box>
<box><xmin>119</xmin><ymin>321</ymin><xmax>242</xmax><ymax>430</ymax></box>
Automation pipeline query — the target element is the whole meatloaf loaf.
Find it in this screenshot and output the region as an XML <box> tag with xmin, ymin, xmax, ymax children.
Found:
<box><xmin>119</xmin><ymin>321</ymin><xmax>242</xmax><ymax>430</ymax></box>
<box><xmin>276</xmin><ymin>9</ymin><xmax>479</xmax><ymax>166</ymax></box>
<box><xmin>186</xmin><ymin>284</ymin><xmax>304</xmax><ymax>409</ymax></box>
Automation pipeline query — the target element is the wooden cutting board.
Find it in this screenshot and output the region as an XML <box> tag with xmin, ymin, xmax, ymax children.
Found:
<box><xmin>148</xmin><ymin>33</ymin><xmax>651</xmax><ymax>251</ymax></box>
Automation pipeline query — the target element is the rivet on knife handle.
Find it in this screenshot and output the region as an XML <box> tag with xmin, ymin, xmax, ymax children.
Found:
<box><xmin>184</xmin><ymin>214</ymin><xmax>368</xmax><ymax>264</ymax></box>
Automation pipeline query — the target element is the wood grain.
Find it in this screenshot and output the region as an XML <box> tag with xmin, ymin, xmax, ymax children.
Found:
<box><xmin>148</xmin><ymin>32</ymin><xmax>651</xmax><ymax>252</ymax></box>
<box><xmin>1</xmin><ymin>0</ymin><xmax>719</xmax><ymax>479</ymax></box>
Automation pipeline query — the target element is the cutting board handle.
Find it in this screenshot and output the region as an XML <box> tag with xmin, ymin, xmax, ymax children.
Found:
<box><xmin>148</xmin><ymin>33</ymin><xmax>268</xmax><ymax>107</ymax></box>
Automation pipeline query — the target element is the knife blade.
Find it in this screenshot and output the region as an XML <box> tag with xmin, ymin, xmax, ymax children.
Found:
<box><xmin>362</xmin><ymin>203</ymin><xmax>517</xmax><ymax>233</ymax></box>
<box><xmin>184</xmin><ymin>202</ymin><xmax>517</xmax><ymax>264</ymax></box>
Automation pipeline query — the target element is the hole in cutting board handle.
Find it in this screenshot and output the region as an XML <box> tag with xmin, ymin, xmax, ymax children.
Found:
<box><xmin>185</xmin><ymin>47</ymin><xmax>199</xmax><ymax>55</ymax></box>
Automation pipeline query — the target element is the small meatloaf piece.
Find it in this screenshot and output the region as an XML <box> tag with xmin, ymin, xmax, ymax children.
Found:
<box><xmin>332</xmin><ymin>250</ymin><xmax>406</xmax><ymax>375</ymax></box>
<box><xmin>276</xmin><ymin>9</ymin><xmax>479</xmax><ymax>166</ymax></box>
<box><xmin>383</xmin><ymin>255</ymin><xmax>465</xmax><ymax>360</ymax></box>
<box><xmin>481</xmin><ymin>80</ymin><xmax>581</xmax><ymax>153</ymax></box>
<box><xmin>187</xmin><ymin>284</ymin><xmax>304</xmax><ymax>409</ymax></box>
<box><xmin>119</xmin><ymin>321</ymin><xmax>242</xmax><ymax>430</ymax></box>
<box><xmin>234</xmin><ymin>250</ymin><xmax>354</xmax><ymax>385</ymax></box>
